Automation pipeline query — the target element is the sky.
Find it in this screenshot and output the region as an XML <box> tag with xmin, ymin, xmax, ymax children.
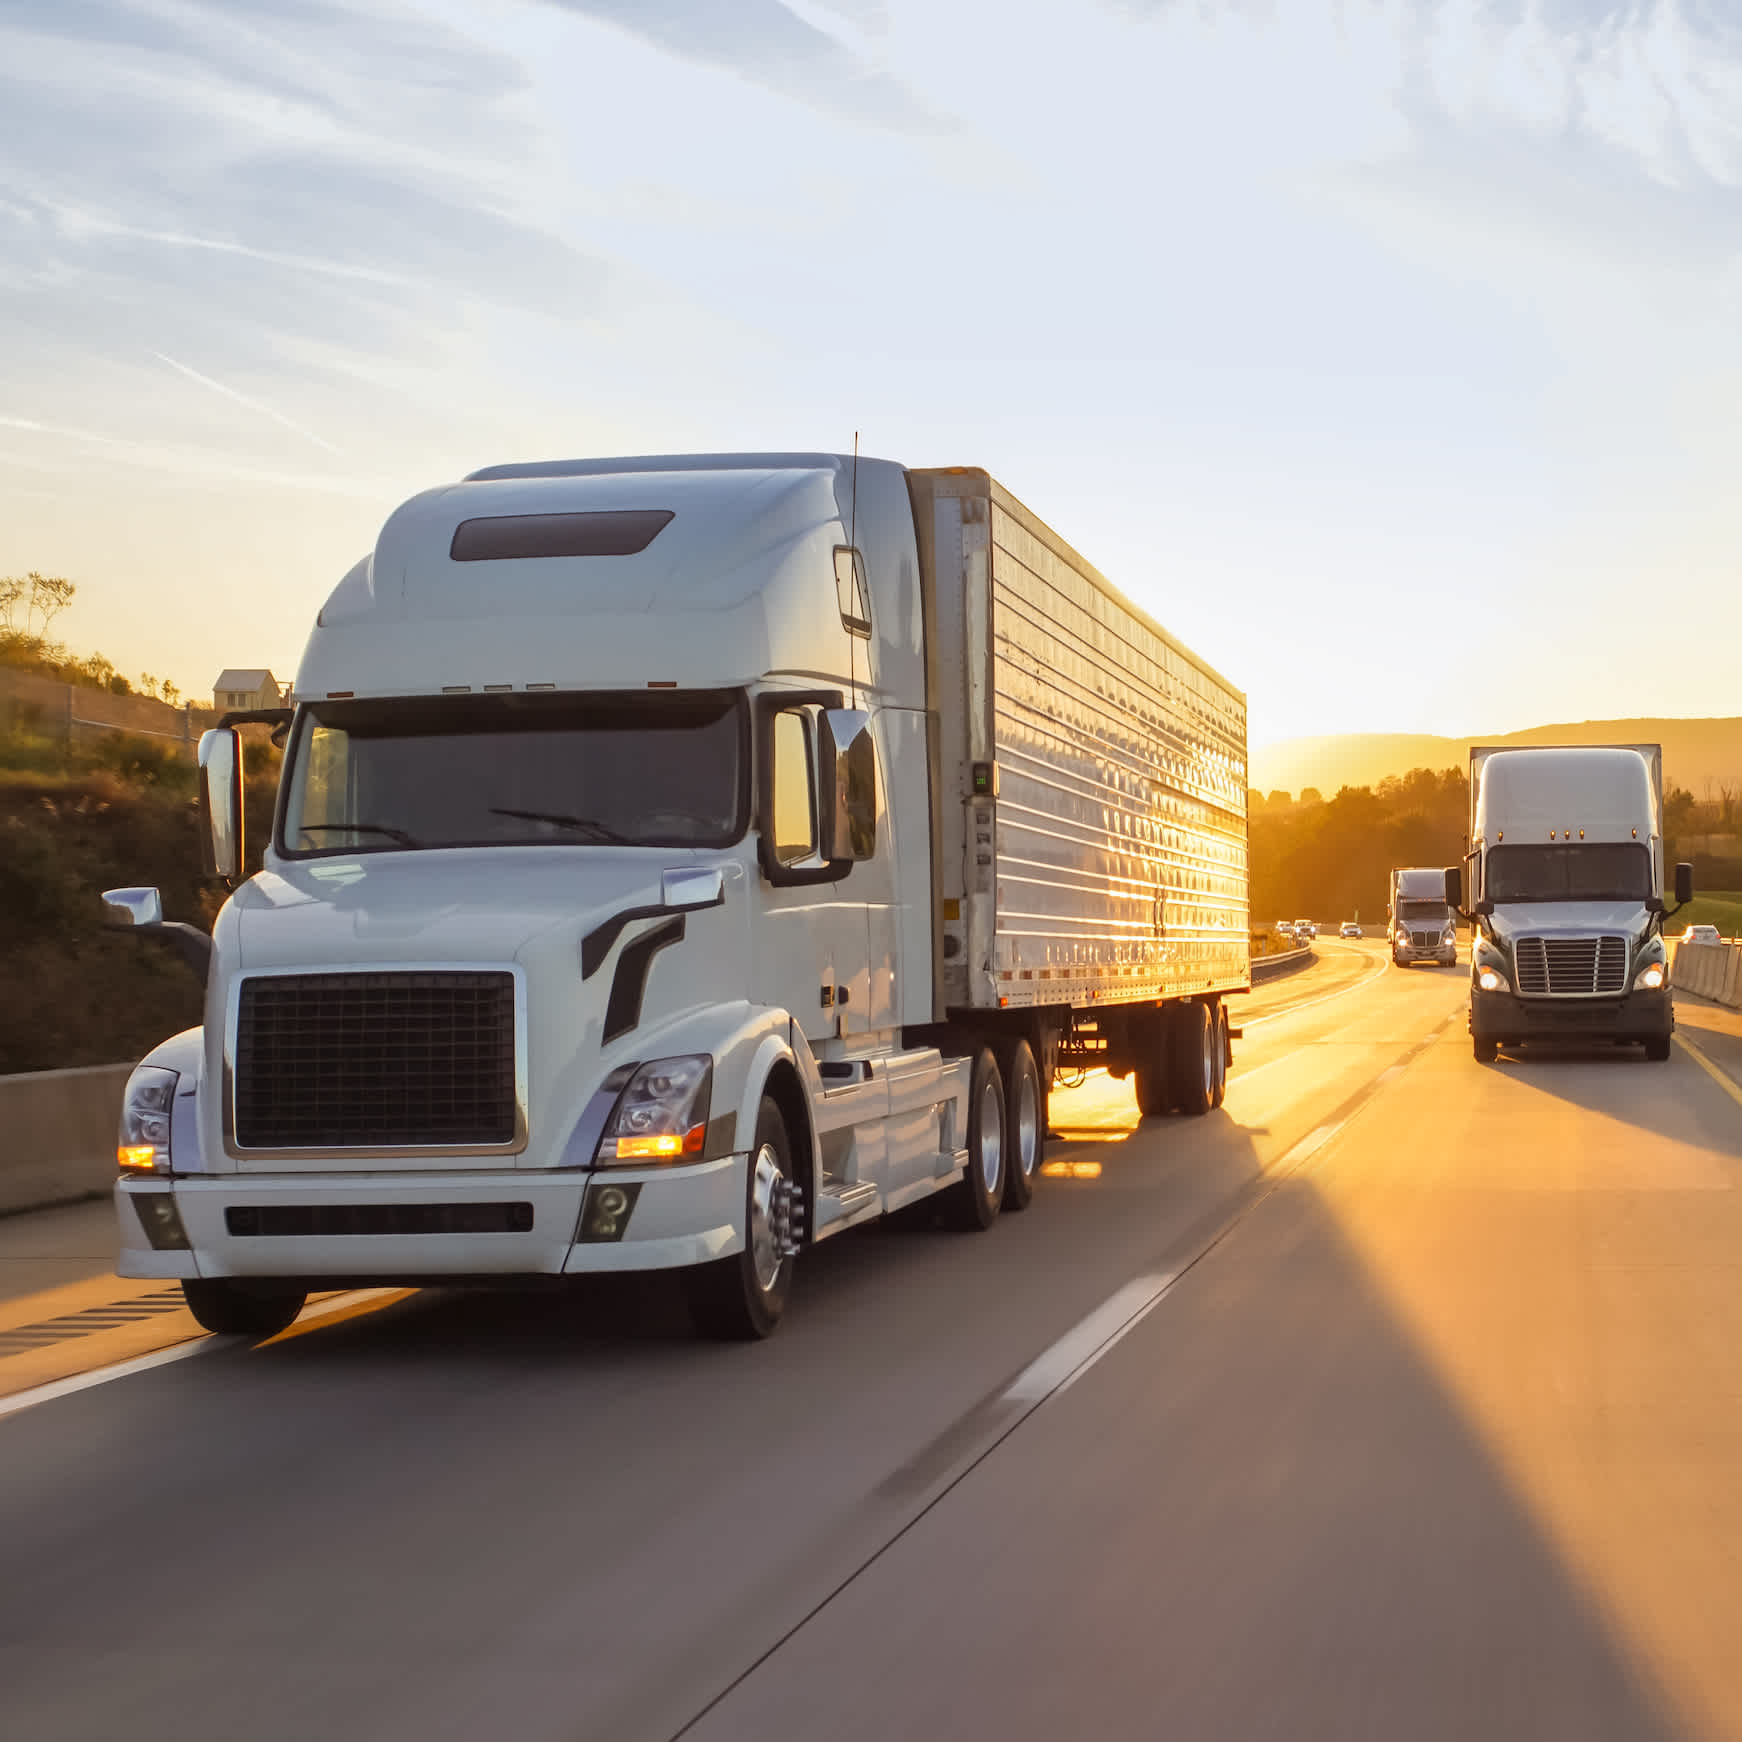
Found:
<box><xmin>1</xmin><ymin>0</ymin><xmax>1739</xmax><ymax>751</ymax></box>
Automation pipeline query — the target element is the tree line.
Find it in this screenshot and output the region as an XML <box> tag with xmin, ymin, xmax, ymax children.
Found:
<box><xmin>1</xmin><ymin>573</ymin><xmax>185</xmax><ymax>704</ymax></box>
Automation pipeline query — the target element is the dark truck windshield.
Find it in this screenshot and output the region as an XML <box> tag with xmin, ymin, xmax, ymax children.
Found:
<box><xmin>1397</xmin><ymin>900</ymin><xmax>1448</xmax><ymax>921</ymax></box>
<box><xmin>280</xmin><ymin>691</ymin><xmax>747</xmax><ymax>857</ymax></box>
<box><xmin>1485</xmin><ymin>842</ymin><xmax>1651</xmax><ymax>903</ymax></box>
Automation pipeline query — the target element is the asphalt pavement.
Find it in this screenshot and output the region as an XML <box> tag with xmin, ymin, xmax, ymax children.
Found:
<box><xmin>4</xmin><ymin>941</ymin><xmax>1741</xmax><ymax>1741</ymax></box>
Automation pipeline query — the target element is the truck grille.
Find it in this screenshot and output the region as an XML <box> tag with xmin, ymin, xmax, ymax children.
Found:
<box><xmin>1410</xmin><ymin>930</ymin><xmax>1441</xmax><ymax>949</ymax></box>
<box><xmin>1513</xmin><ymin>936</ymin><xmax>1628</xmax><ymax>998</ymax></box>
<box><xmin>234</xmin><ymin>972</ymin><xmax>518</xmax><ymax>1150</ymax></box>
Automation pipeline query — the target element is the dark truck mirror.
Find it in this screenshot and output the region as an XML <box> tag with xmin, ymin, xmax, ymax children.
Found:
<box><xmin>1675</xmin><ymin>862</ymin><xmax>1694</xmax><ymax>907</ymax></box>
<box><xmin>819</xmin><ymin>708</ymin><xmax>877</xmax><ymax>861</ymax></box>
<box><xmin>1443</xmin><ymin>866</ymin><xmax>1461</xmax><ymax>912</ymax></box>
<box><xmin>198</xmin><ymin>727</ymin><xmax>244</xmax><ymax>883</ymax></box>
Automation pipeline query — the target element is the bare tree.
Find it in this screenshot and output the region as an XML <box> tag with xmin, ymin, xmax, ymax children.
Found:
<box><xmin>0</xmin><ymin>575</ymin><xmax>25</xmax><ymax>634</ymax></box>
<box><xmin>25</xmin><ymin>572</ymin><xmax>75</xmax><ymax>638</ymax></box>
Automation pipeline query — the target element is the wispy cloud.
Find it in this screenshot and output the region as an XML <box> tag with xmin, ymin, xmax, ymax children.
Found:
<box><xmin>152</xmin><ymin>351</ymin><xmax>344</xmax><ymax>455</ymax></box>
<box><xmin>541</xmin><ymin>0</ymin><xmax>949</xmax><ymax>132</ymax></box>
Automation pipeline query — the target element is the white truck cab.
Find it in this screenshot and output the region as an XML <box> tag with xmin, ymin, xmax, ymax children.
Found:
<box><xmin>1448</xmin><ymin>744</ymin><xmax>1693</xmax><ymax>1063</ymax></box>
<box><xmin>105</xmin><ymin>454</ymin><xmax>1249</xmax><ymax>1338</ymax></box>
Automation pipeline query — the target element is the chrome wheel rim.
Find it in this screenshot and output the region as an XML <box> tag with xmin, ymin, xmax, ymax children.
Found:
<box><xmin>748</xmin><ymin>1143</ymin><xmax>785</xmax><ymax>1293</ymax></box>
<box><xmin>978</xmin><ymin>1078</ymin><xmax>1004</xmax><ymax>1194</ymax></box>
<box><xmin>1202</xmin><ymin>1014</ymin><xmax>1215</xmax><ymax>1100</ymax></box>
<box><xmin>1014</xmin><ymin>1068</ymin><xmax>1040</xmax><ymax>1180</ymax></box>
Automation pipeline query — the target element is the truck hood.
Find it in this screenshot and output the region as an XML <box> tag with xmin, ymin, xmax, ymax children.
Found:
<box><xmin>231</xmin><ymin>849</ymin><xmax>725</xmax><ymax>970</ymax></box>
<box><xmin>1489</xmin><ymin>901</ymin><xmax>1651</xmax><ymax>947</ymax></box>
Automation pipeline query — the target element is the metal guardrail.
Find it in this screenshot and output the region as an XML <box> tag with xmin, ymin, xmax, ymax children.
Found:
<box><xmin>1251</xmin><ymin>945</ymin><xmax>1314</xmax><ymax>982</ymax></box>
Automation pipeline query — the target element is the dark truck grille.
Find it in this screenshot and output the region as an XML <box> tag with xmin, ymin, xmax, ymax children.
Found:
<box><xmin>234</xmin><ymin>971</ymin><xmax>517</xmax><ymax>1150</ymax></box>
<box><xmin>226</xmin><ymin>1203</ymin><xmax>533</xmax><ymax>1237</ymax></box>
<box><xmin>1411</xmin><ymin>930</ymin><xmax>1441</xmax><ymax>949</ymax></box>
<box><xmin>1514</xmin><ymin>936</ymin><xmax>1628</xmax><ymax>997</ymax></box>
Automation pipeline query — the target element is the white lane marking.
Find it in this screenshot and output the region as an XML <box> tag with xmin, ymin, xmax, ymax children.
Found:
<box><xmin>0</xmin><ymin>1288</ymin><xmax>393</xmax><ymax>1424</ymax></box>
<box><xmin>1377</xmin><ymin>1065</ymin><xmax>1404</xmax><ymax>1085</ymax></box>
<box><xmin>0</xmin><ymin>1337</ymin><xmax>215</xmax><ymax>1421</ymax></box>
<box><xmin>1243</xmin><ymin>955</ymin><xmax>1391</xmax><ymax>1028</ymax></box>
<box><xmin>1279</xmin><ymin>1121</ymin><xmax>1342</xmax><ymax>1167</ymax></box>
<box><xmin>1003</xmin><ymin>1273</ymin><xmax>1176</xmax><ymax>1404</ymax></box>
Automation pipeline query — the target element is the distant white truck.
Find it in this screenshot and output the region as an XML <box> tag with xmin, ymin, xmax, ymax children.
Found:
<box><xmin>1388</xmin><ymin>867</ymin><xmax>1457</xmax><ymax>967</ymax></box>
<box><xmin>104</xmin><ymin>453</ymin><xmax>1250</xmax><ymax>1339</ymax></box>
<box><xmin>1446</xmin><ymin>744</ymin><xmax>1692</xmax><ymax>1062</ymax></box>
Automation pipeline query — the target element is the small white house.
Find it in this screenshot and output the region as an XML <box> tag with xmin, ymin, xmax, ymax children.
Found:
<box><xmin>212</xmin><ymin>669</ymin><xmax>283</xmax><ymax>712</ymax></box>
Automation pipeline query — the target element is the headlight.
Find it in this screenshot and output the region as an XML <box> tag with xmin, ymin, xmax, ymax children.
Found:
<box><xmin>1633</xmin><ymin>961</ymin><xmax>1666</xmax><ymax>991</ymax></box>
<box><xmin>594</xmin><ymin>1055</ymin><xmax>712</xmax><ymax>1164</ymax></box>
<box><xmin>1443</xmin><ymin>928</ymin><xmax>1457</xmax><ymax>943</ymax></box>
<box><xmin>1477</xmin><ymin>965</ymin><xmax>1510</xmax><ymax>993</ymax></box>
<box><xmin>1394</xmin><ymin>927</ymin><xmax>1409</xmax><ymax>945</ymax></box>
<box><xmin>118</xmin><ymin>1066</ymin><xmax>178</xmax><ymax>1173</ymax></box>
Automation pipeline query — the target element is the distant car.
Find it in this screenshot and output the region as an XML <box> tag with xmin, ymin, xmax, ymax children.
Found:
<box><xmin>1678</xmin><ymin>924</ymin><xmax>1722</xmax><ymax>946</ymax></box>
<box><xmin>1339</xmin><ymin>922</ymin><xmax>1362</xmax><ymax>939</ymax></box>
<box><xmin>1294</xmin><ymin>920</ymin><xmax>1316</xmax><ymax>939</ymax></box>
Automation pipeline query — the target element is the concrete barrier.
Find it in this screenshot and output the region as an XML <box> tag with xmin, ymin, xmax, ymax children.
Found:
<box><xmin>1671</xmin><ymin>940</ymin><xmax>1742</xmax><ymax>1011</ymax></box>
<box><xmin>0</xmin><ymin>1063</ymin><xmax>132</xmax><ymax>1216</ymax></box>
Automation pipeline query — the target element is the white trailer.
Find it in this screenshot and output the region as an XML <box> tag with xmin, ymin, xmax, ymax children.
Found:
<box><xmin>105</xmin><ymin>453</ymin><xmax>1248</xmax><ymax>1338</ymax></box>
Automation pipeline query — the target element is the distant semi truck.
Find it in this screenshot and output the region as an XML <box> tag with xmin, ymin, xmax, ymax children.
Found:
<box><xmin>1388</xmin><ymin>867</ymin><xmax>1457</xmax><ymax>967</ymax></box>
<box><xmin>103</xmin><ymin>452</ymin><xmax>1250</xmax><ymax>1340</ymax></box>
<box><xmin>1446</xmin><ymin>744</ymin><xmax>1692</xmax><ymax>1063</ymax></box>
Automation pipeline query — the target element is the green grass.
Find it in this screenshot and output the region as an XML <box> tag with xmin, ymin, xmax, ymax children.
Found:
<box><xmin>1671</xmin><ymin>892</ymin><xmax>1742</xmax><ymax>938</ymax></box>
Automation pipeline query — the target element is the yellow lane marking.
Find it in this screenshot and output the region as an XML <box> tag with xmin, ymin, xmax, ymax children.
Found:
<box><xmin>1679</xmin><ymin>1031</ymin><xmax>1742</xmax><ymax>1110</ymax></box>
<box><xmin>259</xmin><ymin>1287</ymin><xmax>415</xmax><ymax>1346</ymax></box>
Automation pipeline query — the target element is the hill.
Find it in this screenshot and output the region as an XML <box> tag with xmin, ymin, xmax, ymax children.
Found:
<box><xmin>1251</xmin><ymin>718</ymin><xmax>1742</xmax><ymax>801</ymax></box>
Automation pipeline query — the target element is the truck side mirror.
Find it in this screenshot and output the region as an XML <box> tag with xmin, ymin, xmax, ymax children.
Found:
<box><xmin>103</xmin><ymin>886</ymin><xmax>164</xmax><ymax>930</ymax></box>
<box><xmin>819</xmin><ymin>708</ymin><xmax>877</xmax><ymax>861</ymax></box>
<box><xmin>1675</xmin><ymin>862</ymin><xmax>1694</xmax><ymax>906</ymax></box>
<box><xmin>1443</xmin><ymin>867</ymin><xmax>1461</xmax><ymax>911</ymax></box>
<box><xmin>198</xmin><ymin>727</ymin><xmax>244</xmax><ymax>883</ymax></box>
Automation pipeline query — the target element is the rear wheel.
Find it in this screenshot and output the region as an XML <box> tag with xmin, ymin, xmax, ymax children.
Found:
<box><xmin>1210</xmin><ymin>1002</ymin><xmax>1229</xmax><ymax>1109</ymax></box>
<box><xmin>1172</xmin><ymin>1001</ymin><xmax>1216</xmax><ymax>1117</ymax></box>
<box><xmin>948</xmin><ymin>1048</ymin><xmax>1007</xmax><ymax>1230</ymax></box>
<box><xmin>180</xmin><ymin>1280</ymin><xmax>306</xmax><ymax>1339</ymax></box>
<box><xmin>996</xmin><ymin>1039</ymin><xmax>1044</xmax><ymax>1211</ymax></box>
<box><xmin>1473</xmin><ymin>1035</ymin><xmax>1498</xmax><ymax>1063</ymax></box>
<box><xmin>1133</xmin><ymin>1009</ymin><xmax>1175</xmax><ymax>1117</ymax></box>
<box><xmin>686</xmin><ymin>1097</ymin><xmax>795</xmax><ymax>1340</ymax></box>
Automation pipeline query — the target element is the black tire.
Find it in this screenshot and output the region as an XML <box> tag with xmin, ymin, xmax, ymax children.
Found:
<box><xmin>947</xmin><ymin>1048</ymin><xmax>1006</xmax><ymax>1230</ymax></box>
<box><xmin>996</xmin><ymin>1038</ymin><xmax>1043</xmax><ymax>1211</ymax></box>
<box><xmin>1210</xmin><ymin>1001</ymin><xmax>1229</xmax><ymax>1109</ymax></box>
<box><xmin>1133</xmin><ymin>1010</ymin><xmax>1175</xmax><ymax>1117</ymax></box>
<box><xmin>1172</xmin><ymin>1001</ymin><xmax>1216</xmax><ymax>1117</ymax></box>
<box><xmin>1473</xmin><ymin>1035</ymin><xmax>1498</xmax><ymax>1063</ymax></box>
<box><xmin>1644</xmin><ymin>1035</ymin><xmax>1672</xmax><ymax>1062</ymax></box>
<box><xmin>686</xmin><ymin>1097</ymin><xmax>795</xmax><ymax>1340</ymax></box>
<box><xmin>180</xmin><ymin>1279</ymin><xmax>307</xmax><ymax>1338</ymax></box>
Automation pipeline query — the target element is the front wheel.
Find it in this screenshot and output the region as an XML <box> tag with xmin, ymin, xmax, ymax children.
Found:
<box><xmin>686</xmin><ymin>1098</ymin><xmax>795</xmax><ymax>1340</ymax></box>
<box><xmin>947</xmin><ymin>1048</ymin><xmax>1007</xmax><ymax>1230</ymax></box>
<box><xmin>1644</xmin><ymin>1035</ymin><xmax>1672</xmax><ymax>1062</ymax></box>
<box><xmin>180</xmin><ymin>1280</ymin><xmax>307</xmax><ymax>1338</ymax></box>
<box><xmin>1473</xmin><ymin>1035</ymin><xmax>1498</xmax><ymax>1063</ymax></box>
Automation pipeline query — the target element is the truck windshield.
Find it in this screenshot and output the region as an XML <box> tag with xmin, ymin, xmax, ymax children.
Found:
<box><xmin>1485</xmin><ymin>843</ymin><xmax>1651</xmax><ymax>903</ymax></box>
<box><xmin>1397</xmin><ymin>900</ymin><xmax>1447</xmax><ymax>920</ymax></box>
<box><xmin>279</xmin><ymin>691</ymin><xmax>747</xmax><ymax>857</ymax></box>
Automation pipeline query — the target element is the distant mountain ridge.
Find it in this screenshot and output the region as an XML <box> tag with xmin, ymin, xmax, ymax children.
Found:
<box><xmin>1251</xmin><ymin>718</ymin><xmax>1742</xmax><ymax>801</ymax></box>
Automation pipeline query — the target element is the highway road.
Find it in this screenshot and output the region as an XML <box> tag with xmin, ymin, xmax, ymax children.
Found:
<box><xmin>5</xmin><ymin>939</ymin><xmax>1742</xmax><ymax>1741</ymax></box>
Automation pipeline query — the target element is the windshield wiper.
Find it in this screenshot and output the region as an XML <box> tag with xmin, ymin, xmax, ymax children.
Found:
<box><xmin>488</xmin><ymin>808</ymin><xmax>635</xmax><ymax>844</ymax></box>
<box><xmin>299</xmin><ymin>822</ymin><xmax>423</xmax><ymax>847</ymax></box>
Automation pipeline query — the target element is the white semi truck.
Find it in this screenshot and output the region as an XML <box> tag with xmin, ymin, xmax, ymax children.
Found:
<box><xmin>105</xmin><ymin>453</ymin><xmax>1249</xmax><ymax>1338</ymax></box>
<box><xmin>1388</xmin><ymin>866</ymin><xmax>1457</xmax><ymax>967</ymax></box>
<box><xmin>1446</xmin><ymin>744</ymin><xmax>1692</xmax><ymax>1063</ymax></box>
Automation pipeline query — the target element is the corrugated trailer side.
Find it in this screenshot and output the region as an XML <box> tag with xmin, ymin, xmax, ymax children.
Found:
<box><xmin>910</xmin><ymin>468</ymin><xmax>1248</xmax><ymax>1017</ymax></box>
